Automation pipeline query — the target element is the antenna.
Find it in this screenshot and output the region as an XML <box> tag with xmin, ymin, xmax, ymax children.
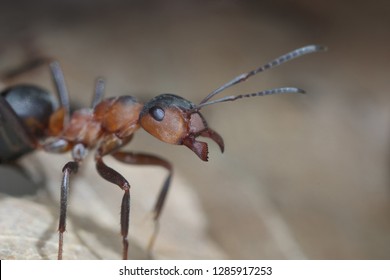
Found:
<box><xmin>198</xmin><ymin>45</ymin><xmax>326</xmax><ymax>108</ymax></box>
<box><xmin>196</xmin><ymin>87</ymin><xmax>305</xmax><ymax>109</ymax></box>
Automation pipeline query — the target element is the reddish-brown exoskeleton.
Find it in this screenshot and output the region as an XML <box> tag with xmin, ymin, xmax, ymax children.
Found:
<box><xmin>1</xmin><ymin>45</ymin><xmax>325</xmax><ymax>259</ymax></box>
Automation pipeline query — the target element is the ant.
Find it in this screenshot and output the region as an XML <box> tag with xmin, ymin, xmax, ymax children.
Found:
<box><xmin>0</xmin><ymin>45</ymin><xmax>325</xmax><ymax>259</ymax></box>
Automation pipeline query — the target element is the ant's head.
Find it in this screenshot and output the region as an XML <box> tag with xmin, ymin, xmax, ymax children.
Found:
<box><xmin>139</xmin><ymin>45</ymin><xmax>326</xmax><ymax>161</ymax></box>
<box><xmin>139</xmin><ymin>93</ymin><xmax>223</xmax><ymax>161</ymax></box>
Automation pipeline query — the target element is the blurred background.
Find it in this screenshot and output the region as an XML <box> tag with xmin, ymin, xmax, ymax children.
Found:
<box><xmin>0</xmin><ymin>0</ymin><xmax>390</xmax><ymax>259</ymax></box>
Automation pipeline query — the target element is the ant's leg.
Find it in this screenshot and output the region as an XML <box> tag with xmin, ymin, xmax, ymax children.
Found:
<box><xmin>49</xmin><ymin>61</ymin><xmax>70</xmax><ymax>126</ymax></box>
<box><xmin>90</xmin><ymin>78</ymin><xmax>105</xmax><ymax>109</ymax></box>
<box><xmin>95</xmin><ymin>156</ymin><xmax>131</xmax><ymax>260</ymax></box>
<box><xmin>112</xmin><ymin>151</ymin><xmax>173</xmax><ymax>256</ymax></box>
<box><xmin>58</xmin><ymin>161</ymin><xmax>79</xmax><ymax>260</ymax></box>
<box><xmin>0</xmin><ymin>57</ymin><xmax>71</xmax><ymax>129</ymax></box>
<box><xmin>0</xmin><ymin>95</ymin><xmax>37</xmax><ymax>162</ymax></box>
<box><xmin>0</xmin><ymin>57</ymin><xmax>51</xmax><ymax>82</ymax></box>
<box><xmin>0</xmin><ymin>55</ymin><xmax>70</xmax><ymax>115</ymax></box>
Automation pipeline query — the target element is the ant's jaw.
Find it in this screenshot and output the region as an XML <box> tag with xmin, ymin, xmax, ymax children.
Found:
<box><xmin>199</xmin><ymin>127</ymin><xmax>224</xmax><ymax>153</ymax></box>
<box><xmin>183</xmin><ymin>135</ymin><xmax>209</xmax><ymax>161</ymax></box>
<box><xmin>182</xmin><ymin>127</ymin><xmax>225</xmax><ymax>161</ymax></box>
<box><xmin>182</xmin><ymin>109</ymin><xmax>224</xmax><ymax>161</ymax></box>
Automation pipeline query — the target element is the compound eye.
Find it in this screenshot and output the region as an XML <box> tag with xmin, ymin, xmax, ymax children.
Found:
<box><xmin>149</xmin><ymin>106</ymin><xmax>165</xmax><ymax>121</ymax></box>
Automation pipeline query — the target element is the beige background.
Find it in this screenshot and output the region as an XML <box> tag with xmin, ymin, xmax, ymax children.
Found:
<box><xmin>0</xmin><ymin>0</ymin><xmax>389</xmax><ymax>259</ymax></box>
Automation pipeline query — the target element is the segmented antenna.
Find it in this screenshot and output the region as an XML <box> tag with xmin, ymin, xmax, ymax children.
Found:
<box><xmin>197</xmin><ymin>45</ymin><xmax>326</xmax><ymax>108</ymax></box>
<box><xmin>196</xmin><ymin>87</ymin><xmax>305</xmax><ymax>109</ymax></box>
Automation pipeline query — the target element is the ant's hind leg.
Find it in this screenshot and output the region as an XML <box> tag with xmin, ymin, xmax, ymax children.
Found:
<box><xmin>112</xmin><ymin>151</ymin><xmax>173</xmax><ymax>258</ymax></box>
<box><xmin>0</xmin><ymin>56</ymin><xmax>72</xmax><ymax>130</ymax></box>
<box><xmin>0</xmin><ymin>57</ymin><xmax>52</xmax><ymax>82</ymax></box>
<box><xmin>0</xmin><ymin>95</ymin><xmax>37</xmax><ymax>160</ymax></box>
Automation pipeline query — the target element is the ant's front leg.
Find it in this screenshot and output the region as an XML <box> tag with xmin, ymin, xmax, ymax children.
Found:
<box><xmin>112</xmin><ymin>151</ymin><xmax>173</xmax><ymax>257</ymax></box>
<box><xmin>95</xmin><ymin>154</ymin><xmax>131</xmax><ymax>260</ymax></box>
